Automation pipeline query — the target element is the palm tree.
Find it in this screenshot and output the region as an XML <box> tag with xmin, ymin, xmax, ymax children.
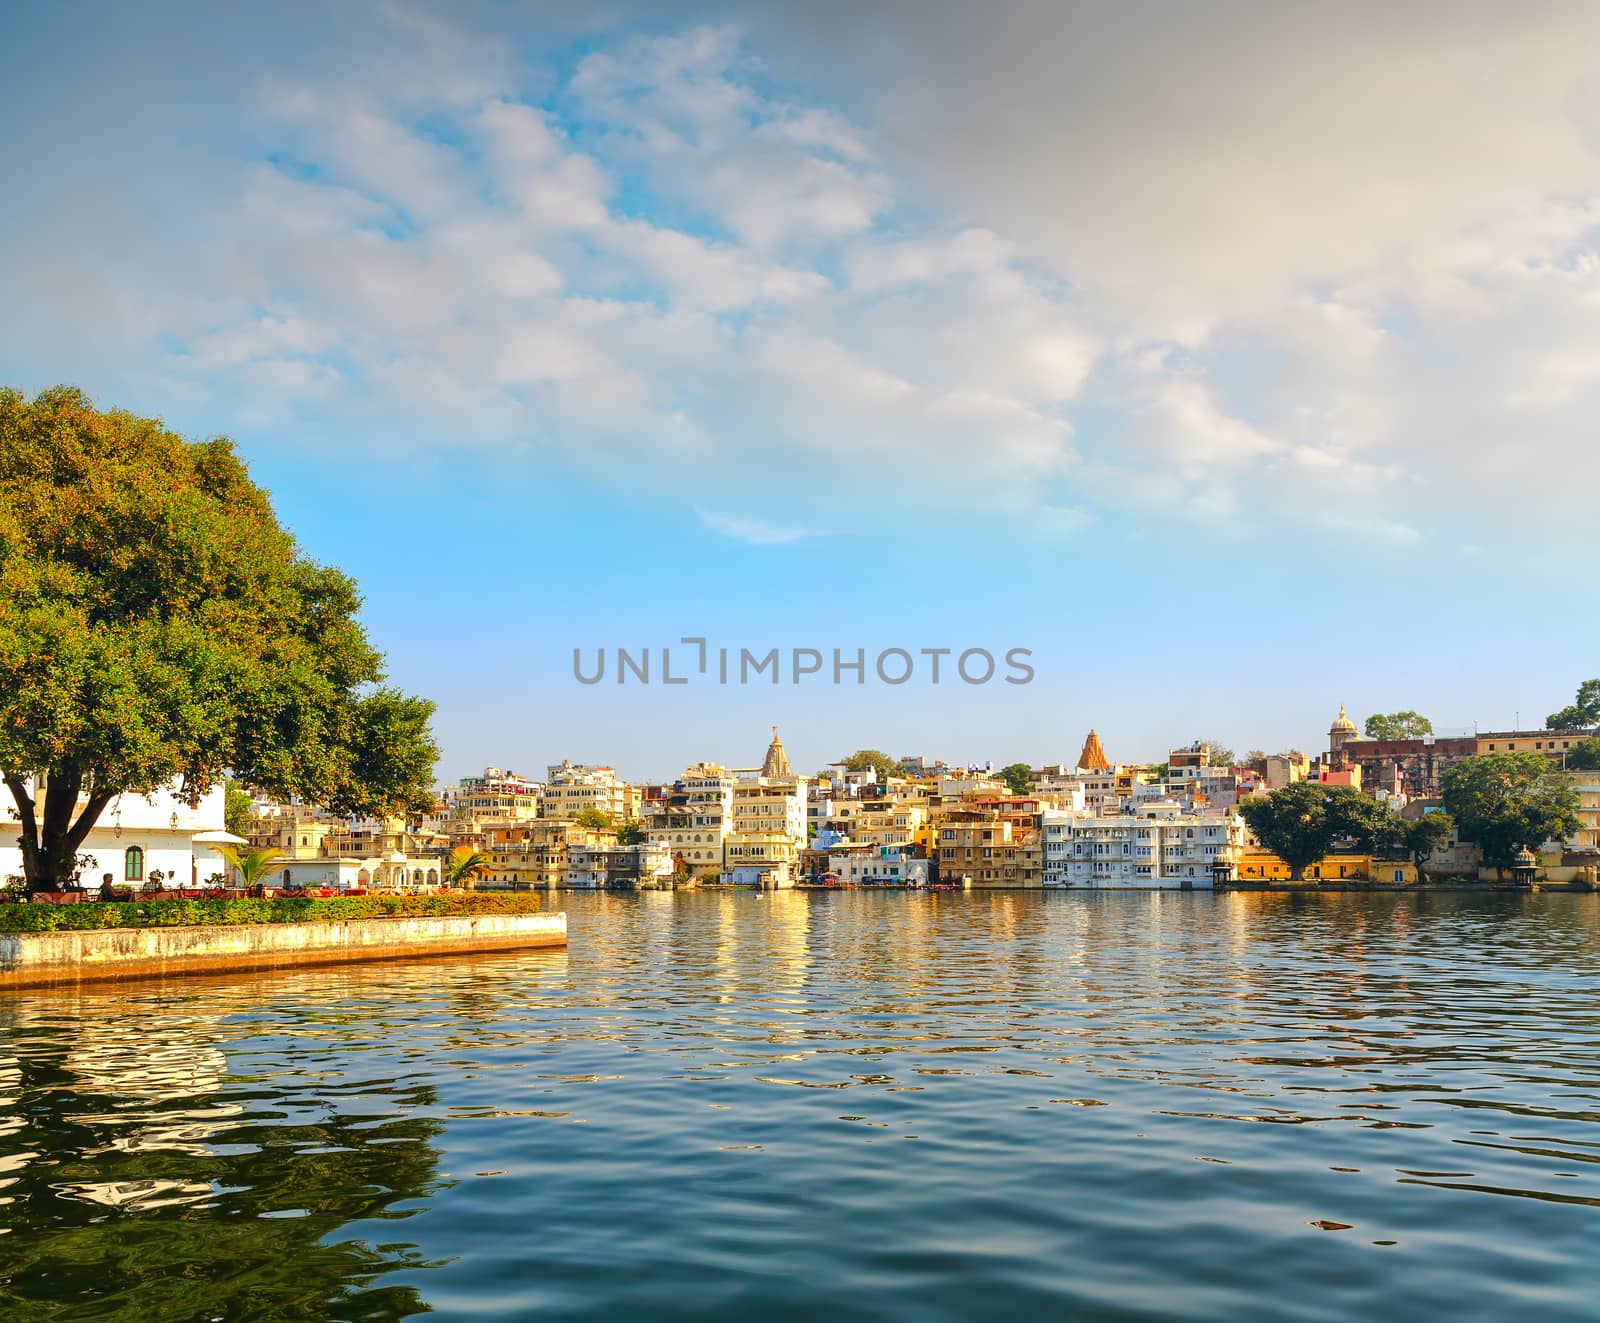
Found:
<box><xmin>442</xmin><ymin>847</ymin><xmax>492</xmax><ymax>889</ymax></box>
<box><xmin>215</xmin><ymin>846</ymin><xmax>284</xmax><ymax>888</ymax></box>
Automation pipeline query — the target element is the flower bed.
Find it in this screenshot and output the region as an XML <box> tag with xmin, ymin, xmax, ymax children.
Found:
<box><xmin>0</xmin><ymin>892</ymin><xmax>542</xmax><ymax>933</ymax></box>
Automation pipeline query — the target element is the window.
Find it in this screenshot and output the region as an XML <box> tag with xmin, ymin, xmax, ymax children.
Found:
<box><xmin>124</xmin><ymin>846</ymin><xmax>144</xmax><ymax>882</ymax></box>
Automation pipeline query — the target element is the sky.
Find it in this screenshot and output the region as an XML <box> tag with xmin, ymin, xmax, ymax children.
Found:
<box><xmin>3</xmin><ymin>1</ymin><xmax>1598</xmax><ymax>783</ymax></box>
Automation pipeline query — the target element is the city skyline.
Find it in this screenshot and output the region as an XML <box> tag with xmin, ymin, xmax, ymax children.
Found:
<box><xmin>4</xmin><ymin>2</ymin><xmax>1597</xmax><ymax>780</ymax></box>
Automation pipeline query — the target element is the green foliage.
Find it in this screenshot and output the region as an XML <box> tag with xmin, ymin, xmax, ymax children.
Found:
<box><xmin>841</xmin><ymin>749</ymin><xmax>905</xmax><ymax>779</ymax></box>
<box><xmin>572</xmin><ymin>808</ymin><xmax>613</xmax><ymax>830</ymax></box>
<box><xmin>1548</xmin><ymin>679</ymin><xmax>1600</xmax><ymax>730</ymax></box>
<box><xmin>1243</xmin><ymin>749</ymin><xmax>1268</xmax><ymax>771</ymax></box>
<box><xmin>1403</xmin><ymin>812</ymin><xmax>1455</xmax><ymax>871</ymax></box>
<box><xmin>216</xmin><ymin>845</ymin><xmax>283</xmax><ymax>886</ymax></box>
<box><xmin>1363</xmin><ymin>711</ymin><xmax>1434</xmax><ymax>740</ymax></box>
<box><xmin>615</xmin><ymin>818</ymin><xmax>647</xmax><ymax>845</ymax></box>
<box><xmin>1196</xmin><ymin>740</ymin><xmax>1236</xmax><ymax>766</ymax></box>
<box><xmin>1237</xmin><ymin>782</ymin><xmax>1401</xmax><ymax>880</ymax></box>
<box><xmin>0</xmin><ymin>891</ymin><xmax>541</xmax><ymax>933</ymax></box>
<box><xmin>442</xmin><ymin>846</ymin><xmax>492</xmax><ymax>886</ymax></box>
<box><xmin>1441</xmin><ymin>753</ymin><xmax>1581</xmax><ymax>871</ymax></box>
<box><xmin>223</xmin><ymin>778</ymin><xmax>252</xmax><ymax>836</ymax></box>
<box><xmin>1567</xmin><ymin>737</ymin><xmax>1600</xmax><ymax>771</ymax></box>
<box><xmin>999</xmin><ymin>762</ymin><xmax>1035</xmax><ymax>796</ymax></box>
<box><xmin>0</xmin><ymin>387</ymin><xmax>440</xmax><ymax>891</ymax></box>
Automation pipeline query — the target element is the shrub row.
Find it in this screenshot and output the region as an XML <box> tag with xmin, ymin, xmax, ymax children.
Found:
<box><xmin>0</xmin><ymin>892</ymin><xmax>543</xmax><ymax>933</ymax></box>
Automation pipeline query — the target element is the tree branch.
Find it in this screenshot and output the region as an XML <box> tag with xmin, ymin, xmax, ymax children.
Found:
<box><xmin>65</xmin><ymin>789</ymin><xmax>117</xmax><ymax>856</ymax></box>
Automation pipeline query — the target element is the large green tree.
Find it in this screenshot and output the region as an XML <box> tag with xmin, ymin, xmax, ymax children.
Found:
<box><xmin>999</xmin><ymin>762</ymin><xmax>1035</xmax><ymax>795</ymax></box>
<box><xmin>0</xmin><ymin>387</ymin><xmax>439</xmax><ymax>893</ymax></box>
<box><xmin>1547</xmin><ymin>679</ymin><xmax>1600</xmax><ymax>730</ymax></box>
<box><xmin>1237</xmin><ymin>782</ymin><xmax>1400</xmax><ymax>881</ymax></box>
<box><xmin>1566</xmin><ymin>737</ymin><xmax>1600</xmax><ymax>771</ymax></box>
<box><xmin>1441</xmin><ymin>752</ymin><xmax>1581</xmax><ymax>876</ymax></box>
<box><xmin>1364</xmin><ymin>710</ymin><xmax>1433</xmax><ymax>740</ymax></box>
<box><xmin>841</xmin><ymin>749</ymin><xmax>905</xmax><ymax>780</ymax></box>
<box><xmin>1401</xmin><ymin>811</ymin><xmax>1455</xmax><ymax>878</ymax></box>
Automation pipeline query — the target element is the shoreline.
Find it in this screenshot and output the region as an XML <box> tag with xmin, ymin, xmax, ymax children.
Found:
<box><xmin>0</xmin><ymin>911</ymin><xmax>568</xmax><ymax>990</ymax></box>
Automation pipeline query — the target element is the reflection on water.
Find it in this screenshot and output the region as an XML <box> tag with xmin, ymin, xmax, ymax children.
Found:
<box><xmin>3</xmin><ymin>892</ymin><xmax>1600</xmax><ymax>1320</ymax></box>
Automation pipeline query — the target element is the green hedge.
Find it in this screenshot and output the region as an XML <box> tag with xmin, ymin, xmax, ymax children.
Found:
<box><xmin>0</xmin><ymin>892</ymin><xmax>543</xmax><ymax>933</ymax></box>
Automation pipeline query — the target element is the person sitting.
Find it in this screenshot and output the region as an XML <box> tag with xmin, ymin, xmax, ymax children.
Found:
<box><xmin>98</xmin><ymin>873</ymin><xmax>117</xmax><ymax>902</ymax></box>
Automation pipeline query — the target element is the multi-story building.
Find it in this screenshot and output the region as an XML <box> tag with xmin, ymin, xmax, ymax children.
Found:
<box><xmin>565</xmin><ymin>840</ymin><xmax>674</xmax><ymax>889</ymax></box>
<box><xmin>722</xmin><ymin>729</ymin><xmax>809</xmax><ymax>888</ymax></box>
<box><xmin>448</xmin><ymin>767</ymin><xmax>543</xmax><ymax>828</ymax></box>
<box><xmin>1043</xmin><ymin>806</ymin><xmax>1244</xmax><ymax>889</ymax></box>
<box><xmin>646</xmin><ymin>762</ymin><xmax>735</xmax><ymax>879</ymax></box>
<box><xmin>482</xmin><ymin>818</ymin><xmax>614</xmax><ymax>889</ymax></box>
<box><xmin>1325</xmin><ymin>705</ymin><xmax>1477</xmax><ymax>799</ymax></box>
<box><xmin>544</xmin><ymin>761</ymin><xmax>632</xmax><ymax>823</ymax></box>
<box><xmin>936</xmin><ymin>814</ymin><xmax>1042</xmax><ymax>887</ymax></box>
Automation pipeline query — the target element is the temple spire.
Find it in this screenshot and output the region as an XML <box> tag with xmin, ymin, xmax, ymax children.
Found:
<box><xmin>1077</xmin><ymin>729</ymin><xmax>1110</xmax><ymax>771</ymax></box>
<box><xmin>762</xmin><ymin>725</ymin><xmax>792</xmax><ymax>778</ymax></box>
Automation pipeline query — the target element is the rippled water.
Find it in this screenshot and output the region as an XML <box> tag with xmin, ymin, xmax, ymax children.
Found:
<box><xmin>4</xmin><ymin>891</ymin><xmax>1600</xmax><ymax>1321</ymax></box>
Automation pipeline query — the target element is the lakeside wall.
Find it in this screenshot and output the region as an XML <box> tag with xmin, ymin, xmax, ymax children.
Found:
<box><xmin>0</xmin><ymin>912</ymin><xmax>567</xmax><ymax>989</ymax></box>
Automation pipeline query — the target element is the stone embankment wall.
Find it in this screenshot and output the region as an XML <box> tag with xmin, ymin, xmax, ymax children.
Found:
<box><xmin>0</xmin><ymin>912</ymin><xmax>567</xmax><ymax>988</ymax></box>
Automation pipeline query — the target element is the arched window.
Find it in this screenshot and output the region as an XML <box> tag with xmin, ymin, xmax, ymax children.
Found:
<box><xmin>281</xmin><ymin>869</ymin><xmax>291</xmax><ymax>887</ymax></box>
<box><xmin>427</xmin><ymin>869</ymin><xmax>438</xmax><ymax>885</ymax></box>
<box><xmin>357</xmin><ymin>868</ymin><xmax>370</xmax><ymax>885</ymax></box>
<box><xmin>124</xmin><ymin>846</ymin><xmax>144</xmax><ymax>881</ymax></box>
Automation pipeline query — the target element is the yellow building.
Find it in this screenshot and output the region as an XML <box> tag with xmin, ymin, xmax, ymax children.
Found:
<box><xmin>1233</xmin><ymin>847</ymin><xmax>1417</xmax><ymax>885</ymax></box>
<box><xmin>722</xmin><ymin>728</ymin><xmax>809</xmax><ymax>888</ymax></box>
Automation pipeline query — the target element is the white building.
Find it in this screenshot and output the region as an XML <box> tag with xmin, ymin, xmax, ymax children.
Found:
<box><xmin>645</xmin><ymin>763</ymin><xmax>735</xmax><ymax>877</ymax></box>
<box><xmin>0</xmin><ymin>778</ymin><xmax>232</xmax><ymax>891</ymax></box>
<box><xmin>1042</xmin><ymin>807</ymin><xmax>1244</xmax><ymax>889</ymax></box>
<box><xmin>544</xmin><ymin>761</ymin><xmax>632</xmax><ymax>822</ymax></box>
<box><xmin>827</xmin><ymin>845</ymin><xmax>930</xmax><ymax>887</ymax></box>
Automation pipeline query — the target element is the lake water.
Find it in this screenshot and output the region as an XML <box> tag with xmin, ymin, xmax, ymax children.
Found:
<box><xmin>3</xmin><ymin>890</ymin><xmax>1599</xmax><ymax>1321</ymax></box>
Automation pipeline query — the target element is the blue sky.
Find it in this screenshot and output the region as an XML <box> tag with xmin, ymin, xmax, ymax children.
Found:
<box><xmin>3</xmin><ymin>2</ymin><xmax>1598</xmax><ymax>781</ymax></box>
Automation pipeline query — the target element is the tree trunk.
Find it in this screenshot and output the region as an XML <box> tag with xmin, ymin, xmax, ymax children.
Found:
<box><xmin>4</xmin><ymin>768</ymin><xmax>116</xmax><ymax>895</ymax></box>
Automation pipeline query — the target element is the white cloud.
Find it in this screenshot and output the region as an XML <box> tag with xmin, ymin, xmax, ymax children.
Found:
<box><xmin>694</xmin><ymin>506</ymin><xmax>809</xmax><ymax>544</ymax></box>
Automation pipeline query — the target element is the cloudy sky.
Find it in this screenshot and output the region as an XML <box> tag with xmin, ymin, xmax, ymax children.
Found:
<box><xmin>4</xmin><ymin>1</ymin><xmax>1597</xmax><ymax>779</ymax></box>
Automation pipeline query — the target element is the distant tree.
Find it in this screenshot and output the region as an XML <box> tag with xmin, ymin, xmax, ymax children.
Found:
<box><xmin>842</xmin><ymin>749</ymin><xmax>905</xmax><ymax>779</ymax></box>
<box><xmin>223</xmin><ymin>779</ymin><xmax>252</xmax><ymax>837</ymax></box>
<box><xmin>1364</xmin><ymin>711</ymin><xmax>1434</xmax><ymax>741</ymax></box>
<box><xmin>0</xmin><ymin>386</ymin><xmax>439</xmax><ymax>894</ymax></box>
<box><xmin>999</xmin><ymin>763</ymin><xmax>1035</xmax><ymax>795</ymax></box>
<box><xmin>1243</xmin><ymin>750</ymin><xmax>1268</xmax><ymax>772</ymax></box>
<box><xmin>1566</xmin><ymin>737</ymin><xmax>1600</xmax><ymax>771</ymax></box>
<box><xmin>442</xmin><ymin>847</ymin><xmax>492</xmax><ymax>887</ymax></box>
<box><xmin>615</xmin><ymin>818</ymin><xmax>647</xmax><ymax>845</ymax></box>
<box><xmin>216</xmin><ymin>846</ymin><xmax>284</xmax><ymax>888</ymax></box>
<box><xmin>1238</xmin><ymin>782</ymin><xmax>1401</xmax><ymax>881</ymax></box>
<box><xmin>1548</xmin><ymin>679</ymin><xmax>1600</xmax><ymax>730</ymax></box>
<box><xmin>1197</xmin><ymin>740</ymin><xmax>1236</xmax><ymax>766</ymax></box>
<box><xmin>1442</xmin><ymin>753</ymin><xmax>1581</xmax><ymax>877</ymax></box>
<box><xmin>1402</xmin><ymin>812</ymin><xmax>1455</xmax><ymax>878</ymax></box>
<box><xmin>573</xmin><ymin>808</ymin><xmax>613</xmax><ymax>830</ymax></box>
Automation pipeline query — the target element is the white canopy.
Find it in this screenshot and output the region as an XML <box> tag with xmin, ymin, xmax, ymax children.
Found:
<box><xmin>191</xmin><ymin>830</ymin><xmax>249</xmax><ymax>845</ymax></box>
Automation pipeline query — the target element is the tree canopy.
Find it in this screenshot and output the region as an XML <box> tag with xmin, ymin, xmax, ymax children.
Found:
<box><xmin>1237</xmin><ymin>781</ymin><xmax>1400</xmax><ymax>880</ymax></box>
<box><xmin>841</xmin><ymin>749</ymin><xmax>905</xmax><ymax>779</ymax></box>
<box><xmin>1364</xmin><ymin>711</ymin><xmax>1433</xmax><ymax>740</ymax></box>
<box><xmin>1547</xmin><ymin>679</ymin><xmax>1600</xmax><ymax>730</ymax></box>
<box><xmin>0</xmin><ymin>386</ymin><xmax>439</xmax><ymax>891</ymax></box>
<box><xmin>999</xmin><ymin>762</ymin><xmax>1035</xmax><ymax>796</ymax></box>
<box><xmin>1441</xmin><ymin>752</ymin><xmax>1580</xmax><ymax>873</ymax></box>
<box><xmin>572</xmin><ymin>808</ymin><xmax>614</xmax><ymax>830</ymax></box>
<box><xmin>1402</xmin><ymin>812</ymin><xmax>1455</xmax><ymax>876</ymax></box>
<box><xmin>1196</xmin><ymin>740</ymin><xmax>1236</xmax><ymax>766</ymax></box>
<box><xmin>1566</xmin><ymin>737</ymin><xmax>1600</xmax><ymax>771</ymax></box>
